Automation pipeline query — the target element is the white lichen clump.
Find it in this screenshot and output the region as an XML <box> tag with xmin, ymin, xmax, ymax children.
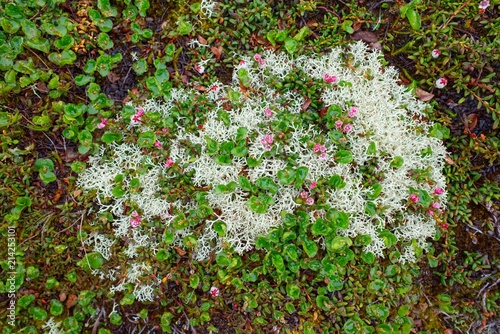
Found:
<box><xmin>77</xmin><ymin>42</ymin><xmax>447</xmax><ymax>300</ymax></box>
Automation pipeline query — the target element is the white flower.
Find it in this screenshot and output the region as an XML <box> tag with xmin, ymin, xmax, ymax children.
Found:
<box><xmin>435</xmin><ymin>77</ymin><xmax>448</xmax><ymax>89</ymax></box>
<box><xmin>431</xmin><ymin>49</ymin><xmax>440</xmax><ymax>58</ymax></box>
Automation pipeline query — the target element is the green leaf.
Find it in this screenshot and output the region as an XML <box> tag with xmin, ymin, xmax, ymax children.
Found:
<box><xmin>215</xmin><ymin>154</ymin><xmax>232</xmax><ymax>165</ymax></box>
<box><xmin>97</xmin><ymin>0</ymin><xmax>118</xmax><ymax>17</ymax></box>
<box><xmin>54</xmin><ymin>35</ymin><xmax>75</xmax><ymax>50</ymax></box>
<box><xmin>101</xmin><ymin>132</ymin><xmax>122</xmax><ymax>144</ymax></box>
<box><xmin>155</xmin><ymin>247</ymin><xmax>169</xmax><ymax>261</ymax></box>
<box><xmin>286</xmin><ymin>283</ymin><xmax>300</xmax><ymax>299</ymax></box>
<box><xmin>277</xmin><ymin>167</ymin><xmax>296</xmax><ymax>185</ymax></box>
<box><xmin>109</xmin><ymin>312</ymin><xmax>123</xmax><ymax>325</ymax></box>
<box><xmin>248</xmin><ymin>195</ymin><xmax>269</xmax><ymax>214</ymax></box>
<box><xmin>50</xmin><ymin>300</ymin><xmax>64</xmax><ymax>316</ymax></box>
<box><xmin>316</xmin><ymin>295</ymin><xmax>331</xmax><ymax>310</ymax></box>
<box><xmin>406</xmin><ymin>8</ymin><xmax>421</xmax><ymax>30</ymax></box>
<box><xmin>136</xmin><ymin>0</ymin><xmax>150</xmax><ymax>17</ymax></box>
<box><xmin>334</xmin><ymin>150</ymin><xmax>352</xmax><ymax>163</ymax></box>
<box><xmin>293</xmin><ymin>26</ymin><xmax>310</xmax><ymax>41</ymax></box>
<box><xmin>326</xmin><ymin>236</ymin><xmax>352</xmax><ymax>252</ymax></box>
<box><xmin>255</xmin><ymin>177</ymin><xmax>278</xmax><ymax>194</ymax></box>
<box><xmin>301</xmin><ymin>238</ymin><xmax>318</xmax><ymax>258</ymax></box>
<box><xmin>271</xmin><ymin>252</ymin><xmax>285</xmax><ymax>271</ymax></box>
<box><xmin>361</xmin><ymin>252</ymin><xmax>375</xmax><ymax>264</ymax></box>
<box><xmin>34</xmin><ymin>158</ymin><xmax>54</xmax><ymax>172</ymax></box>
<box><xmin>295</xmin><ymin>166</ymin><xmax>309</xmax><ymax>188</ymax></box>
<box><xmin>177</xmin><ymin>20</ymin><xmax>192</xmax><ymax>35</ymax></box>
<box><xmin>1</xmin><ymin>18</ymin><xmax>21</xmax><ymax>34</ymax></box>
<box><xmin>379</xmin><ymin>230</ymin><xmax>397</xmax><ymax>248</ymax></box>
<box><xmin>172</xmin><ymin>213</ymin><xmax>188</xmax><ymax>230</ymax></box>
<box><xmin>284</xmin><ymin>244</ymin><xmax>299</xmax><ymax>261</ymax></box>
<box><xmin>284</xmin><ymin>37</ymin><xmax>297</xmax><ymax>53</ymax></box>
<box><xmin>29</xmin><ymin>306</ymin><xmax>48</xmax><ymax>321</ymax></box>
<box><xmin>97</xmin><ymin>32</ymin><xmax>114</xmax><ymax>50</ymax></box>
<box><xmin>189</xmin><ymin>274</ymin><xmax>200</xmax><ymax>288</ymax></box>
<box><xmin>21</xmin><ymin>19</ymin><xmax>40</xmax><ymax>39</ymax></box>
<box><xmin>75</xmin><ymin>74</ymin><xmax>95</xmax><ymax>86</ymax></box>
<box><xmin>328</xmin><ymin>174</ymin><xmax>346</xmax><ymax>189</ymax></box>
<box><xmin>18</xmin><ymin>294</ymin><xmax>35</xmax><ymax>308</ymax></box>
<box><xmin>82</xmin><ymin>252</ymin><xmax>105</xmax><ymax>269</ymax></box>
<box><xmin>132</xmin><ymin>59</ymin><xmax>148</xmax><ymax>75</ymax></box>
<box><xmin>237</xmin><ymin>68</ymin><xmax>250</xmax><ymax>87</ymax></box>
<box><xmin>183</xmin><ymin>235</ymin><xmax>197</xmax><ymax>248</ymax></box>
<box><xmin>366</xmin><ymin>304</ymin><xmax>390</xmax><ymax>321</ymax></box>
<box><xmin>367</xmin><ymin>141</ymin><xmax>376</xmax><ymax>155</ymax></box>
<box><xmin>390</xmin><ymin>156</ymin><xmax>404</xmax><ymax>168</ymax></box>
<box><xmin>429</xmin><ymin>123</ymin><xmax>450</xmax><ymax>139</ymax></box>
<box><xmin>231</xmin><ymin>146</ymin><xmax>248</xmax><ymax>157</ymax></box>
<box><xmin>213</xmin><ymin>221</ymin><xmax>227</xmax><ymax>237</ymax></box>
<box><xmin>137</xmin><ymin>131</ymin><xmax>156</xmax><ymax>147</ymax></box>
<box><xmin>48</xmin><ymin>50</ymin><xmax>76</xmax><ymax>66</ymax></box>
<box><xmin>367</xmin><ymin>184</ymin><xmax>382</xmax><ymax>200</ymax></box>
<box><xmin>312</xmin><ymin>218</ymin><xmax>330</xmax><ymax>236</ymax></box>
<box><xmin>239</xmin><ymin>176</ymin><xmax>254</xmax><ymax>192</ymax></box>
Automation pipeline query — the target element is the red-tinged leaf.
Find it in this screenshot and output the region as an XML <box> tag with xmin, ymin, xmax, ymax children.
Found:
<box><xmin>351</xmin><ymin>30</ymin><xmax>378</xmax><ymax>43</ymax></box>
<box><xmin>107</xmin><ymin>72</ymin><xmax>120</xmax><ymax>83</ymax></box>
<box><xmin>415</xmin><ymin>88</ymin><xmax>434</xmax><ymax>102</ymax></box>
<box><xmin>301</xmin><ymin>98</ymin><xmax>312</xmax><ymax>111</ymax></box>
<box><xmin>66</xmin><ymin>295</ymin><xmax>78</xmax><ymax>309</ymax></box>
<box><xmin>464</xmin><ymin>113</ymin><xmax>478</xmax><ymax>134</ymax></box>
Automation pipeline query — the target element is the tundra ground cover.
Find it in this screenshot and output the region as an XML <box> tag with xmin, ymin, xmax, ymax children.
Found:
<box><xmin>0</xmin><ymin>0</ymin><xmax>499</xmax><ymax>333</ymax></box>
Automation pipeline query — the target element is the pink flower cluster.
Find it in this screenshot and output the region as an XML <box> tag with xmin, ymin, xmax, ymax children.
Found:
<box><xmin>348</xmin><ymin>107</ymin><xmax>358</xmax><ymax>118</ymax></box>
<box><xmin>130</xmin><ymin>211</ymin><xmax>141</xmax><ymax>228</ymax></box>
<box><xmin>165</xmin><ymin>157</ymin><xmax>174</xmax><ymax>168</ymax></box>
<box><xmin>479</xmin><ymin>0</ymin><xmax>490</xmax><ymax>10</ymax></box>
<box><xmin>313</xmin><ymin>143</ymin><xmax>328</xmax><ymax>160</ymax></box>
<box><xmin>264</xmin><ymin>107</ymin><xmax>272</xmax><ymax>117</ymax></box>
<box><xmin>131</xmin><ymin>108</ymin><xmax>145</xmax><ymax>125</ymax></box>
<box><xmin>97</xmin><ymin>118</ymin><xmax>107</xmax><ymax>129</ymax></box>
<box><xmin>154</xmin><ymin>141</ymin><xmax>162</xmax><ymax>149</ymax></box>
<box><xmin>261</xmin><ymin>134</ymin><xmax>274</xmax><ymax>150</ymax></box>
<box><xmin>254</xmin><ymin>54</ymin><xmax>266</xmax><ymax>66</ymax></box>
<box><xmin>300</xmin><ymin>191</ymin><xmax>314</xmax><ymax>205</ymax></box>
<box><xmin>409</xmin><ymin>194</ymin><xmax>420</xmax><ymax>203</ymax></box>
<box><xmin>335</xmin><ymin>120</ymin><xmax>353</xmax><ymax>133</ymax></box>
<box><xmin>323</xmin><ymin>73</ymin><xmax>337</xmax><ymax>84</ymax></box>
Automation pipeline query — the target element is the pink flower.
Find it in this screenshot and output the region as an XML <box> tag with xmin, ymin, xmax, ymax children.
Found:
<box><xmin>258</xmin><ymin>59</ymin><xmax>266</xmax><ymax>66</ymax></box>
<box><xmin>309</xmin><ymin>182</ymin><xmax>317</xmax><ymax>190</ymax></box>
<box><xmin>409</xmin><ymin>194</ymin><xmax>420</xmax><ymax>203</ymax></box>
<box><xmin>348</xmin><ymin>107</ymin><xmax>358</xmax><ymax>118</ymax></box>
<box><xmin>210</xmin><ymin>286</ymin><xmax>220</xmax><ymax>297</ymax></box>
<box><xmin>253</xmin><ymin>54</ymin><xmax>261</xmax><ymax>62</ymax></box>
<box><xmin>431</xmin><ymin>49</ymin><xmax>440</xmax><ymax>58</ymax></box>
<box><xmin>130</xmin><ymin>113</ymin><xmax>142</xmax><ymax>125</ymax></box>
<box><xmin>300</xmin><ymin>191</ymin><xmax>308</xmax><ymax>199</ymax></box>
<box><xmin>436</xmin><ymin>77</ymin><xmax>448</xmax><ymax>89</ymax></box>
<box><xmin>335</xmin><ymin>120</ymin><xmax>343</xmax><ymax>129</ymax></box>
<box><xmin>162</xmin><ymin>128</ymin><xmax>168</xmax><ymax>133</ymax></box>
<box><xmin>306</xmin><ymin>197</ymin><xmax>314</xmax><ymax>205</ymax></box>
<box><xmin>264</xmin><ymin>107</ymin><xmax>272</xmax><ymax>117</ymax></box>
<box><xmin>428</xmin><ymin>209</ymin><xmax>434</xmax><ymax>216</ymax></box>
<box><xmin>165</xmin><ymin>158</ymin><xmax>174</xmax><ymax>168</ymax></box>
<box><xmin>154</xmin><ymin>141</ymin><xmax>162</xmax><ymax>149</ymax></box>
<box><xmin>136</xmin><ymin>108</ymin><xmax>145</xmax><ymax>117</ymax></box>
<box><xmin>313</xmin><ymin>143</ymin><xmax>322</xmax><ymax>152</ymax></box>
<box><xmin>343</xmin><ymin>124</ymin><xmax>353</xmax><ymax>132</ymax></box>
<box><xmin>318</xmin><ymin>152</ymin><xmax>328</xmax><ymax>160</ymax></box>
<box><xmin>239</xmin><ymin>59</ymin><xmax>246</xmax><ymax>66</ymax></box>
<box><xmin>97</xmin><ymin>119</ymin><xmax>107</xmax><ymax>129</ymax></box>
<box><xmin>209</xmin><ymin>84</ymin><xmax>219</xmax><ymax>92</ymax></box>
<box><xmin>479</xmin><ymin>0</ymin><xmax>490</xmax><ymax>10</ymax></box>
<box><xmin>130</xmin><ymin>211</ymin><xmax>141</xmax><ymax>228</ymax></box>
<box><xmin>441</xmin><ymin>223</ymin><xmax>449</xmax><ymax>229</ymax></box>
<box><xmin>434</xmin><ymin>187</ymin><xmax>444</xmax><ymax>195</ymax></box>
<box><xmin>323</xmin><ymin>73</ymin><xmax>337</xmax><ymax>84</ymax></box>
<box><xmin>431</xmin><ymin>202</ymin><xmax>441</xmax><ymax>209</ymax></box>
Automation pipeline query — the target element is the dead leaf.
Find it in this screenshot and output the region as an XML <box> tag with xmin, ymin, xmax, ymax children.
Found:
<box><xmin>197</xmin><ymin>35</ymin><xmax>208</xmax><ymax>45</ymax></box>
<box><xmin>464</xmin><ymin>113</ymin><xmax>478</xmax><ymax>134</ymax></box>
<box><xmin>444</xmin><ymin>329</ymin><xmax>454</xmax><ymax>334</ymax></box>
<box><xmin>193</xmin><ymin>85</ymin><xmax>206</xmax><ymax>92</ymax></box>
<box><xmin>66</xmin><ymin>294</ymin><xmax>78</xmax><ymax>309</ymax></box>
<box><xmin>301</xmin><ymin>98</ymin><xmax>312</xmax><ymax>111</ymax></box>
<box><xmin>174</xmin><ymin>246</ymin><xmax>186</xmax><ymax>256</ymax></box>
<box><xmin>445</xmin><ymin>155</ymin><xmax>456</xmax><ymax>165</ymax></box>
<box><xmin>351</xmin><ymin>31</ymin><xmax>378</xmax><ymax>43</ymax></box>
<box><xmin>415</xmin><ymin>88</ymin><xmax>435</xmax><ymax>102</ymax></box>
<box><xmin>59</xmin><ymin>291</ymin><xmax>67</xmax><ymax>302</ymax></box>
<box><xmin>211</xmin><ymin>45</ymin><xmax>223</xmax><ymax>60</ymax></box>
<box><xmin>352</xmin><ymin>22</ymin><xmax>362</xmax><ymax>32</ymax></box>
<box><xmin>107</xmin><ymin>72</ymin><xmax>120</xmax><ymax>83</ymax></box>
<box><xmin>73</xmin><ymin>189</ymin><xmax>83</xmax><ymax>198</ymax></box>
